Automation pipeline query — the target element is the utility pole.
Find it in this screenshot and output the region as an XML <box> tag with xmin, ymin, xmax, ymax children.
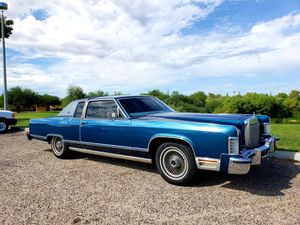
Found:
<box><xmin>0</xmin><ymin>2</ymin><xmax>7</xmax><ymax>110</ymax></box>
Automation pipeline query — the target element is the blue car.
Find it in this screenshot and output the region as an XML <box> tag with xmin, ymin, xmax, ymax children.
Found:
<box><xmin>28</xmin><ymin>95</ymin><xmax>278</xmax><ymax>185</ymax></box>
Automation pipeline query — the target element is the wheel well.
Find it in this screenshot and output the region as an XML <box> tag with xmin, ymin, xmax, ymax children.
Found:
<box><xmin>0</xmin><ymin>117</ymin><xmax>7</xmax><ymax>122</ymax></box>
<box><xmin>148</xmin><ymin>137</ymin><xmax>195</xmax><ymax>164</ymax></box>
<box><xmin>46</xmin><ymin>135</ymin><xmax>53</xmax><ymax>144</ymax></box>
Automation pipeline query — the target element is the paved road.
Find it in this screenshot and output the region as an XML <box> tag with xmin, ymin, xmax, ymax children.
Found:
<box><xmin>0</xmin><ymin>130</ymin><xmax>299</xmax><ymax>225</ymax></box>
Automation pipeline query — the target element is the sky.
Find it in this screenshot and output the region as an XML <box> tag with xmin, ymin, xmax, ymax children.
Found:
<box><xmin>1</xmin><ymin>0</ymin><xmax>300</xmax><ymax>97</ymax></box>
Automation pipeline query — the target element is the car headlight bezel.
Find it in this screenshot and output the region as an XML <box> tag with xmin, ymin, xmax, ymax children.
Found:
<box><xmin>263</xmin><ymin>123</ymin><xmax>271</xmax><ymax>135</ymax></box>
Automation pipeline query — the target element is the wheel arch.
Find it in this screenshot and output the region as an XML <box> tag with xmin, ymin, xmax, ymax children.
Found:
<box><xmin>46</xmin><ymin>134</ymin><xmax>64</xmax><ymax>144</ymax></box>
<box><xmin>147</xmin><ymin>135</ymin><xmax>196</xmax><ymax>164</ymax></box>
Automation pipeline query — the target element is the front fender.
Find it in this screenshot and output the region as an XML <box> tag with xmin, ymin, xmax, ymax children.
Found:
<box><xmin>148</xmin><ymin>133</ymin><xmax>194</xmax><ymax>150</ymax></box>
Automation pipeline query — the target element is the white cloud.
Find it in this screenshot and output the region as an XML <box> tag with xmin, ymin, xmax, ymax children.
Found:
<box><xmin>1</xmin><ymin>0</ymin><xmax>300</xmax><ymax>96</ymax></box>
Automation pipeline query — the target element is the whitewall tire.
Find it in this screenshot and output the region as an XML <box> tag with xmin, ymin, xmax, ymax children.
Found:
<box><xmin>155</xmin><ymin>142</ymin><xmax>196</xmax><ymax>185</ymax></box>
<box><xmin>50</xmin><ymin>136</ymin><xmax>69</xmax><ymax>158</ymax></box>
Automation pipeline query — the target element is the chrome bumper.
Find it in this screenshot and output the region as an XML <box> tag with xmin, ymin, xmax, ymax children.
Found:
<box><xmin>228</xmin><ymin>136</ymin><xmax>278</xmax><ymax>175</ymax></box>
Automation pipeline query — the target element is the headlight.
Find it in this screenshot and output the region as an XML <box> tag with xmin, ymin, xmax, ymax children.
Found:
<box><xmin>264</xmin><ymin>123</ymin><xmax>270</xmax><ymax>135</ymax></box>
<box><xmin>228</xmin><ymin>137</ymin><xmax>239</xmax><ymax>154</ymax></box>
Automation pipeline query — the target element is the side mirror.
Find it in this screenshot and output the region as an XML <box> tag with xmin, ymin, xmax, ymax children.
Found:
<box><xmin>111</xmin><ymin>112</ymin><xmax>117</xmax><ymax>120</ymax></box>
<box><xmin>110</xmin><ymin>107</ymin><xmax>121</xmax><ymax>120</ymax></box>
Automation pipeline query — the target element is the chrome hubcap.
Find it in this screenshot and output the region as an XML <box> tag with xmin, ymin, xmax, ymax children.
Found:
<box><xmin>56</xmin><ymin>141</ymin><xmax>62</xmax><ymax>149</ymax></box>
<box><xmin>52</xmin><ymin>137</ymin><xmax>64</xmax><ymax>155</ymax></box>
<box><xmin>170</xmin><ymin>156</ymin><xmax>181</xmax><ymax>168</ymax></box>
<box><xmin>160</xmin><ymin>147</ymin><xmax>188</xmax><ymax>180</ymax></box>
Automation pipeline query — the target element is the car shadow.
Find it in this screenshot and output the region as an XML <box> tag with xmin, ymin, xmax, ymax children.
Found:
<box><xmin>0</xmin><ymin>126</ymin><xmax>24</xmax><ymax>134</ymax></box>
<box><xmin>45</xmin><ymin>148</ymin><xmax>157</xmax><ymax>173</ymax></box>
<box><xmin>44</xmin><ymin>148</ymin><xmax>299</xmax><ymax>196</ymax></box>
<box><xmin>193</xmin><ymin>158</ymin><xmax>300</xmax><ymax>196</ymax></box>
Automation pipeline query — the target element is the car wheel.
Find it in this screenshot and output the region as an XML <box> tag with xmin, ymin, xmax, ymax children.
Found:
<box><xmin>51</xmin><ymin>136</ymin><xmax>69</xmax><ymax>158</ymax></box>
<box><xmin>155</xmin><ymin>142</ymin><xmax>196</xmax><ymax>185</ymax></box>
<box><xmin>0</xmin><ymin>121</ymin><xmax>8</xmax><ymax>132</ymax></box>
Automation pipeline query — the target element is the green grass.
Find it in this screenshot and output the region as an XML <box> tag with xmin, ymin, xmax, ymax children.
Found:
<box><xmin>271</xmin><ymin>124</ymin><xmax>300</xmax><ymax>152</ymax></box>
<box><xmin>13</xmin><ymin>112</ymin><xmax>300</xmax><ymax>152</ymax></box>
<box><xmin>15</xmin><ymin>111</ymin><xmax>58</xmax><ymax>127</ymax></box>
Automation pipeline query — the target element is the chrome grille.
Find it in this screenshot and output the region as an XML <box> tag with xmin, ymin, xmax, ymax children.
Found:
<box><xmin>244</xmin><ymin>117</ymin><xmax>260</xmax><ymax>148</ymax></box>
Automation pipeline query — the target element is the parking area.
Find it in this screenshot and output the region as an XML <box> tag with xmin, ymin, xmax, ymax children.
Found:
<box><xmin>0</xmin><ymin>130</ymin><xmax>299</xmax><ymax>225</ymax></box>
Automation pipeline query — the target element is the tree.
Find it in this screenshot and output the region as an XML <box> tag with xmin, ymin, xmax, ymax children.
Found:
<box><xmin>189</xmin><ymin>91</ymin><xmax>207</xmax><ymax>108</ymax></box>
<box><xmin>38</xmin><ymin>94</ymin><xmax>61</xmax><ymax>111</ymax></box>
<box><xmin>283</xmin><ymin>90</ymin><xmax>300</xmax><ymax>112</ymax></box>
<box><xmin>113</xmin><ymin>91</ymin><xmax>123</xmax><ymax>96</ymax></box>
<box><xmin>87</xmin><ymin>90</ymin><xmax>109</xmax><ymax>98</ymax></box>
<box><xmin>145</xmin><ymin>89</ymin><xmax>169</xmax><ymax>100</ymax></box>
<box><xmin>0</xmin><ymin>18</ymin><xmax>14</xmax><ymax>39</ymax></box>
<box><xmin>62</xmin><ymin>86</ymin><xmax>86</xmax><ymax>106</ymax></box>
<box><xmin>289</xmin><ymin>90</ymin><xmax>300</xmax><ymax>99</ymax></box>
<box><xmin>220</xmin><ymin>93</ymin><xmax>291</xmax><ymax>117</ymax></box>
<box><xmin>205</xmin><ymin>93</ymin><xmax>224</xmax><ymax>113</ymax></box>
<box><xmin>7</xmin><ymin>86</ymin><xmax>38</xmax><ymax>112</ymax></box>
<box><xmin>276</xmin><ymin>92</ymin><xmax>288</xmax><ymax>100</ymax></box>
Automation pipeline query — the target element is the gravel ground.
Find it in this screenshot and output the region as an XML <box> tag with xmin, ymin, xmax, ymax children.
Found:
<box><xmin>0</xmin><ymin>130</ymin><xmax>300</xmax><ymax>225</ymax></box>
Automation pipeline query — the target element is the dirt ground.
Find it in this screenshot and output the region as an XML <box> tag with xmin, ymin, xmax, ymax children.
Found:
<box><xmin>0</xmin><ymin>130</ymin><xmax>300</xmax><ymax>225</ymax></box>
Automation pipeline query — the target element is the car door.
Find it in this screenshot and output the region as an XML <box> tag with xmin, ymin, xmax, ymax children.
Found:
<box><xmin>80</xmin><ymin>99</ymin><xmax>132</xmax><ymax>150</ymax></box>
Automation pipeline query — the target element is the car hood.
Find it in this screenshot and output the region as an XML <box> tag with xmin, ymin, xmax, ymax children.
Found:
<box><xmin>0</xmin><ymin>110</ymin><xmax>13</xmax><ymax>117</ymax></box>
<box><xmin>140</xmin><ymin>112</ymin><xmax>264</xmax><ymax>128</ymax></box>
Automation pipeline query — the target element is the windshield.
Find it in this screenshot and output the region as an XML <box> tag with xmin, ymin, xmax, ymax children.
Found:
<box><xmin>118</xmin><ymin>97</ymin><xmax>173</xmax><ymax>117</ymax></box>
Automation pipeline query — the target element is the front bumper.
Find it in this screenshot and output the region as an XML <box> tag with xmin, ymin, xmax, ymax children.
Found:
<box><xmin>224</xmin><ymin>136</ymin><xmax>279</xmax><ymax>175</ymax></box>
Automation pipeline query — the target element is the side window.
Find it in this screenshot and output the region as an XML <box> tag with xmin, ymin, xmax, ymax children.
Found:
<box><xmin>74</xmin><ymin>102</ymin><xmax>85</xmax><ymax>118</ymax></box>
<box><xmin>86</xmin><ymin>100</ymin><xmax>124</xmax><ymax>119</ymax></box>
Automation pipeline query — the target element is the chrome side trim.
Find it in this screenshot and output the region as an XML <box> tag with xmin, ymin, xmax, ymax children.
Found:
<box><xmin>69</xmin><ymin>147</ymin><xmax>152</xmax><ymax>164</ymax></box>
<box><xmin>132</xmin><ymin>147</ymin><xmax>149</xmax><ymax>152</ymax></box>
<box><xmin>29</xmin><ymin>134</ymin><xmax>47</xmax><ymax>141</ymax></box>
<box><xmin>64</xmin><ymin>139</ymin><xmax>149</xmax><ymax>152</ymax></box>
<box><xmin>196</xmin><ymin>157</ymin><xmax>220</xmax><ymax>171</ymax></box>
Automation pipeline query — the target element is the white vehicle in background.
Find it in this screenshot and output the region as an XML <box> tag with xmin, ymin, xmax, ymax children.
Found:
<box><xmin>0</xmin><ymin>110</ymin><xmax>17</xmax><ymax>132</ymax></box>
